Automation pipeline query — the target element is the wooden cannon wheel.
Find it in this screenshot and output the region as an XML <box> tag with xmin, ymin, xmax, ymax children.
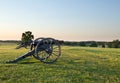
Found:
<box><xmin>31</xmin><ymin>37</ymin><xmax>61</xmax><ymax>64</ymax></box>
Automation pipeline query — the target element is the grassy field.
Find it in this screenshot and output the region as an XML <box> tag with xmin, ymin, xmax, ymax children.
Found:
<box><xmin>0</xmin><ymin>43</ymin><xmax>120</xmax><ymax>83</ymax></box>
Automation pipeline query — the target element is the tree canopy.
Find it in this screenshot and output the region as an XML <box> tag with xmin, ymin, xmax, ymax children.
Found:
<box><xmin>16</xmin><ymin>31</ymin><xmax>34</xmax><ymax>49</ymax></box>
<box><xmin>21</xmin><ymin>31</ymin><xmax>34</xmax><ymax>43</ymax></box>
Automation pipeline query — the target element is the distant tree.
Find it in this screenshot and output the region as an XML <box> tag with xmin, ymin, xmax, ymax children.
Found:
<box><xmin>107</xmin><ymin>42</ymin><xmax>112</xmax><ymax>48</ymax></box>
<box><xmin>79</xmin><ymin>42</ymin><xmax>86</xmax><ymax>46</ymax></box>
<box><xmin>64</xmin><ymin>41</ymin><xmax>71</xmax><ymax>45</ymax></box>
<box><xmin>90</xmin><ymin>41</ymin><xmax>98</xmax><ymax>47</ymax></box>
<box><xmin>112</xmin><ymin>39</ymin><xmax>120</xmax><ymax>48</ymax></box>
<box><xmin>71</xmin><ymin>42</ymin><xmax>77</xmax><ymax>46</ymax></box>
<box><xmin>102</xmin><ymin>43</ymin><xmax>106</xmax><ymax>48</ymax></box>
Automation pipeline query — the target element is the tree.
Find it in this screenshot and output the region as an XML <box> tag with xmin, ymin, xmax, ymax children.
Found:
<box><xmin>107</xmin><ymin>42</ymin><xmax>112</xmax><ymax>48</ymax></box>
<box><xmin>79</xmin><ymin>42</ymin><xmax>86</xmax><ymax>46</ymax></box>
<box><xmin>112</xmin><ymin>39</ymin><xmax>120</xmax><ymax>48</ymax></box>
<box><xmin>90</xmin><ymin>41</ymin><xmax>98</xmax><ymax>47</ymax></box>
<box><xmin>16</xmin><ymin>31</ymin><xmax>34</xmax><ymax>49</ymax></box>
<box><xmin>21</xmin><ymin>31</ymin><xmax>34</xmax><ymax>43</ymax></box>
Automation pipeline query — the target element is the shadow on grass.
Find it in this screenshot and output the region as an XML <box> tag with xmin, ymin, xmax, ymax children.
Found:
<box><xmin>19</xmin><ymin>61</ymin><xmax>38</xmax><ymax>64</ymax></box>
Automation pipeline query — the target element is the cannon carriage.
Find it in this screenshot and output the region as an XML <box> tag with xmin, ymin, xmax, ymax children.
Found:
<box><xmin>7</xmin><ymin>37</ymin><xmax>62</xmax><ymax>64</ymax></box>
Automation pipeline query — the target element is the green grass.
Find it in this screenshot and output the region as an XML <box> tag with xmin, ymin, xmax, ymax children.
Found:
<box><xmin>0</xmin><ymin>43</ymin><xmax>120</xmax><ymax>83</ymax></box>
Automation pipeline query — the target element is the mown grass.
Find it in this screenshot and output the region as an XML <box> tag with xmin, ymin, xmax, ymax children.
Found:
<box><xmin>0</xmin><ymin>43</ymin><xmax>120</xmax><ymax>83</ymax></box>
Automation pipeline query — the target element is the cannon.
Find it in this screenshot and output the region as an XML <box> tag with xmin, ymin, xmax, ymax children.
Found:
<box><xmin>7</xmin><ymin>37</ymin><xmax>62</xmax><ymax>64</ymax></box>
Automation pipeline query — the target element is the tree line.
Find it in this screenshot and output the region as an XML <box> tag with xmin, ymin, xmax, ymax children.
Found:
<box><xmin>0</xmin><ymin>39</ymin><xmax>120</xmax><ymax>48</ymax></box>
<box><xmin>63</xmin><ymin>39</ymin><xmax>120</xmax><ymax>48</ymax></box>
<box><xmin>0</xmin><ymin>31</ymin><xmax>120</xmax><ymax>48</ymax></box>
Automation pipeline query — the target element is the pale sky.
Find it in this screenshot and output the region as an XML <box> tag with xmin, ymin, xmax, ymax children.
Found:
<box><xmin>0</xmin><ymin>0</ymin><xmax>120</xmax><ymax>41</ymax></box>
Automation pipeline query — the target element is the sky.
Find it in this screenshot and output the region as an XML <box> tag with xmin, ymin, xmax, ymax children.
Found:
<box><xmin>0</xmin><ymin>0</ymin><xmax>120</xmax><ymax>41</ymax></box>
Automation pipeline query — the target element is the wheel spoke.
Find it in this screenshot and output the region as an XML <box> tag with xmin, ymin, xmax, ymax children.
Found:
<box><xmin>52</xmin><ymin>52</ymin><xmax>59</xmax><ymax>56</ymax></box>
